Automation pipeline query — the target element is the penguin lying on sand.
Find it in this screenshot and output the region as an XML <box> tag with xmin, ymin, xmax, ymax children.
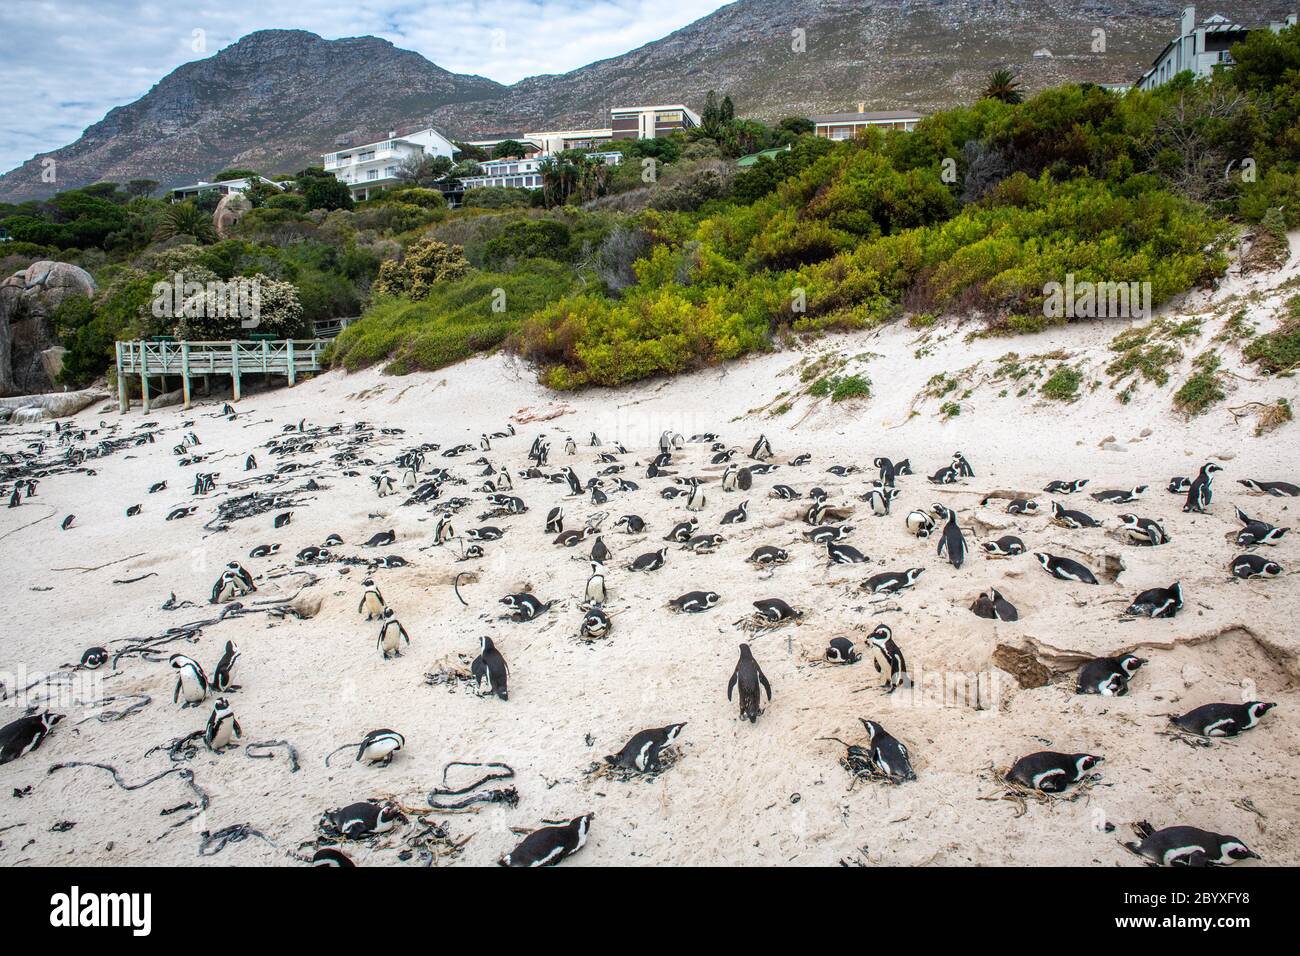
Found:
<box><xmin>1234</xmin><ymin>507</ymin><xmax>1288</xmax><ymax>546</ymax></box>
<box><xmin>1076</xmin><ymin>654</ymin><xmax>1146</xmax><ymax>696</ymax></box>
<box><xmin>0</xmin><ymin>712</ymin><xmax>64</xmax><ymax>764</ymax></box>
<box><xmin>1006</xmin><ymin>751</ymin><xmax>1102</xmax><ymax>792</ymax></box>
<box><xmin>1230</xmin><ymin>553</ymin><xmax>1283</xmax><ymax>578</ymax></box>
<box><xmin>605</xmin><ymin>724</ymin><xmax>686</xmax><ymax>773</ymax></box>
<box><xmin>1123</xmin><ymin>822</ymin><xmax>1258</xmax><ymax>867</ymax></box>
<box><xmin>825</xmin><ymin>637</ymin><xmax>860</xmax><ymax>664</ymax></box>
<box><xmin>1125</xmin><ymin>582</ymin><xmax>1182</xmax><ymax>618</ymax></box>
<box><xmin>859</xmin><ymin>718</ymin><xmax>915</xmax><ymax>781</ymax></box>
<box><xmin>322</xmin><ymin>801</ymin><xmax>407</xmax><ymax>840</ymax></box>
<box><xmin>1238</xmin><ymin>478</ymin><xmax>1300</xmax><ymax>497</ymax></box>
<box><xmin>499</xmin><ymin>815</ymin><xmax>592</xmax><ymax>867</ymax></box>
<box><xmin>1169</xmin><ymin>701</ymin><xmax>1274</xmax><ymax>738</ymax></box>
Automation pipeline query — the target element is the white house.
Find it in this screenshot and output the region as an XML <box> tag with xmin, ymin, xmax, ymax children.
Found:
<box><xmin>1137</xmin><ymin>6</ymin><xmax>1298</xmax><ymax>90</ymax></box>
<box><xmin>810</xmin><ymin>106</ymin><xmax>924</xmax><ymax>140</ymax></box>
<box><xmin>458</xmin><ymin>151</ymin><xmax>623</xmax><ymax>192</ymax></box>
<box><xmin>170</xmin><ymin>176</ymin><xmax>284</xmax><ymax>202</ymax></box>
<box><xmin>321</xmin><ymin>127</ymin><xmax>456</xmax><ymax>201</ymax></box>
<box><xmin>610</xmin><ymin>105</ymin><xmax>701</xmax><ymax>141</ymax></box>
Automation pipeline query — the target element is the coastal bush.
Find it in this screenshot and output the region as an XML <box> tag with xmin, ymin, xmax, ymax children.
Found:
<box><xmin>372</xmin><ymin>239</ymin><xmax>469</xmax><ymax>298</ymax></box>
<box><xmin>1173</xmin><ymin>352</ymin><xmax>1226</xmax><ymax>415</ymax></box>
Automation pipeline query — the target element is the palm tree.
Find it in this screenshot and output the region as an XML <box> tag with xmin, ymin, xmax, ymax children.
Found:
<box><xmin>983</xmin><ymin>69</ymin><xmax>1024</xmax><ymax>105</ymax></box>
<box><xmin>155</xmin><ymin>200</ymin><xmax>216</xmax><ymax>243</ymax></box>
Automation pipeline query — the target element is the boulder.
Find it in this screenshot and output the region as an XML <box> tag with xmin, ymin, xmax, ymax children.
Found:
<box><xmin>214</xmin><ymin>193</ymin><xmax>251</xmax><ymax>239</ymax></box>
<box><xmin>11</xmin><ymin>406</ymin><xmax>48</xmax><ymax>424</ymax></box>
<box><xmin>0</xmin><ymin>387</ymin><xmax>107</xmax><ymax>418</ymax></box>
<box><xmin>0</xmin><ymin>260</ymin><xmax>96</xmax><ymax>395</ymax></box>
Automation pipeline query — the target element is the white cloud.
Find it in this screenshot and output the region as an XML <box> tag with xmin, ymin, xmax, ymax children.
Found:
<box><xmin>0</xmin><ymin>0</ymin><xmax>731</xmax><ymax>177</ymax></box>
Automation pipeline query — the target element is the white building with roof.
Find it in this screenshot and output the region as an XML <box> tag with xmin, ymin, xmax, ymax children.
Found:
<box><xmin>170</xmin><ymin>176</ymin><xmax>284</xmax><ymax>202</ymax></box>
<box><xmin>321</xmin><ymin>127</ymin><xmax>456</xmax><ymax>201</ymax></box>
<box><xmin>1137</xmin><ymin>6</ymin><xmax>1297</xmax><ymax>90</ymax></box>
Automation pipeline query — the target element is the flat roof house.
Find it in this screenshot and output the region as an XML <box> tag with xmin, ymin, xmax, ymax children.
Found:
<box><xmin>458</xmin><ymin>151</ymin><xmax>623</xmax><ymax>192</ymax></box>
<box><xmin>170</xmin><ymin>176</ymin><xmax>284</xmax><ymax>202</ymax></box>
<box><xmin>810</xmin><ymin>106</ymin><xmax>924</xmax><ymax>139</ymax></box>
<box><xmin>610</xmin><ymin>105</ymin><xmax>701</xmax><ymax>140</ymax></box>
<box><xmin>321</xmin><ymin>126</ymin><xmax>456</xmax><ymax>201</ymax></box>
<box><xmin>1137</xmin><ymin>6</ymin><xmax>1297</xmax><ymax>90</ymax></box>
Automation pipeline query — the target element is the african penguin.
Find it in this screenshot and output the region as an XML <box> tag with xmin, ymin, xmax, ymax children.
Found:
<box><xmin>1006</xmin><ymin>752</ymin><xmax>1102</xmax><ymax>793</ymax></box>
<box><xmin>825</xmin><ymin>637</ymin><xmax>861</xmax><ymax>664</ymax></box>
<box><xmin>1183</xmin><ymin>462</ymin><xmax>1222</xmax><ymax>513</ymax></box>
<box><xmin>1076</xmin><ymin>654</ymin><xmax>1147</xmax><ymax>696</ymax></box>
<box><xmin>376</xmin><ymin>608</ymin><xmax>410</xmax><ymax>659</ymax></box>
<box><xmin>170</xmin><ymin>654</ymin><xmax>209</xmax><ymax>707</ymax></box>
<box><xmin>865</xmin><ymin>625</ymin><xmax>908</xmax><ymax>689</ymax></box>
<box><xmin>499</xmin><ymin>815</ymin><xmax>592</xmax><ymax>867</ymax></box>
<box><xmin>1125</xmin><ymin>582</ymin><xmax>1183</xmax><ymax>618</ymax></box>
<box><xmin>1169</xmin><ymin>702</ymin><xmax>1275</xmax><ymax>738</ymax></box>
<box><xmin>471</xmin><ymin>636</ymin><xmax>509</xmax><ymax>700</ymax></box>
<box><xmin>1124</xmin><ymin>822</ymin><xmax>1257</xmax><ymax>867</ymax></box>
<box><xmin>356</xmin><ymin>729</ymin><xmax>405</xmax><ymax>766</ymax></box>
<box><xmin>1230</xmin><ymin>553</ymin><xmax>1284</xmax><ymax>579</ymax></box>
<box><xmin>204</xmin><ymin>697</ymin><xmax>241</xmax><ymax>751</ymax></box>
<box><xmin>1034</xmin><ymin>552</ymin><xmax>1098</xmax><ymax>585</ymax></box>
<box><xmin>859</xmin><ymin>718</ymin><xmax>915</xmax><ymax>781</ymax></box>
<box><xmin>0</xmin><ymin>712</ymin><xmax>64</xmax><ymax>764</ymax></box>
<box><xmin>605</xmin><ymin>724</ymin><xmax>686</xmax><ymax>773</ymax></box>
<box><xmin>727</xmin><ymin>643</ymin><xmax>772</xmax><ymax>723</ymax></box>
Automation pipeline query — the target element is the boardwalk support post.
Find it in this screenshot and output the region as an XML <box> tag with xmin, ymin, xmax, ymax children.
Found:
<box><xmin>231</xmin><ymin>340</ymin><xmax>241</xmax><ymax>402</ymax></box>
<box><xmin>287</xmin><ymin>340</ymin><xmax>296</xmax><ymax>386</ymax></box>
<box><xmin>116</xmin><ymin>342</ymin><xmax>128</xmax><ymax>413</ymax></box>
<box><xmin>139</xmin><ymin>341</ymin><xmax>151</xmax><ymax>414</ymax></box>
<box><xmin>181</xmin><ymin>342</ymin><xmax>191</xmax><ymax>410</ymax></box>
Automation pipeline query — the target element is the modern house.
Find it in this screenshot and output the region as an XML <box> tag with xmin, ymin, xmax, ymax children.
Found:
<box><xmin>458</xmin><ymin>151</ymin><xmax>623</xmax><ymax>192</ymax></box>
<box><xmin>810</xmin><ymin>106</ymin><xmax>924</xmax><ymax>139</ymax></box>
<box><xmin>170</xmin><ymin>176</ymin><xmax>284</xmax><ymax>202</ymax></box>
<box><xmin>321</xmin><ymin>126</ymin><xmax>457</xmax><ymax>201</ymax></box>
<box><xmin>610</xmin><ymin>105</ymin><xmax>701</xmax><ymax>140</ymax></box>
<box><xmin>1137</xmin><ymin>6</ymin><xmax>1298</xmax><ymax>90</ymax></box>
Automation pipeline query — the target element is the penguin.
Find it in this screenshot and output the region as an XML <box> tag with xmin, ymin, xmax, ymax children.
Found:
<box><xmin>148</xmin><ymin>480</ymin><xmax>168</xmax><ymax>494</ymax></box>
<box><xmin>727</xmin><ymin>643</ymin><xmax>771</xmax><ymax>723</ymax></box>
<box><xmin>126</xmin><ymin>504</ymin><xmax>142</xmax><ymax>517</ymax></box>
<box><xmin>553</xmin><ymin>528</ymin><xmax>589</xmax><ymax>547</ymax></box>
<box><xmin>1230</xmin><ymin>554</ymin><xmax>1284</xmax><ymax>578</ymax></box>
<box><xmin>628</xmin><ymin>548</ymin><xmax>668</xmax><ymax>572</ymax></box>
<box><xmin>589</xmin><ymin>481</ymin><xmax>608</xmax><ymax>505</ymax></box>
<box><xmin>433</xmin><ymin>514</ymin><xmax>455</xmax><ymax>545</ymax></box>
<box><xmin>471</xmin><ymin>636</ymin><xmax>509</xmax><ymax>700</ymax></box>
<box><xmin>589</xmin><ymin>535</ymin><xmax>611</xmax><ymax>564</ymax></box>
<box><xmin>685</xmin><ymin>480</ymin><xmax>706</xmax><ymax>512</ymax></box>
<box><xmin>323</xmin><ymin>801</ymin><xmax>407</xmax><ymax>840</ymax></box>
<box><xmin>465</xmin><ymin>527</ymin><xmax>504</xmax><ymax>542</ymax></box>
<box><xmin>204</xmin><ymin>698</ymin><xmax>242</xmax><ymax>751</ymax></box>
<box><xmin>905</xmin><ymin>509</ymin><xmax>936</xmax><ymax>538</ymax></box>
<box><xmin>273</xmin><ymin>511</ymin><xmax>293</xmax><ymax>528</ymax></box>
<box><xmin>1167</xmin><ymin>477</ymin><xmax>1192</xmax><ymax>494</ymax></box>
<box><xmin>605</xmin><ymin>724</ymin><xmax>686</xmax><ymax>773</ymax></box>
<box><xmin>862</xmin><ymin>568</ymin><xmax>924</xmax><ymax>594</ymax></box>
<box><xmin>664</xmin><ymin>518</ymin><xmax>698</xmax><ymax>543</ymax></box>
<box><xmin>874</xmin><ymin>457</ymin><xmax>899</xmax><ymax>487</ymax></box>
<box><xmin>952</xmin><ymin>451</ymin><xmax>975</xmax><ymax>478</ymax></box>
<box><xmin>363</xmin><ymin>530</ymin><xmax>396</xmax><ymax>547</ymax></box>
<box><xmin>827</xmin><ymin>540</ymin><xmax>868</xmax><ymax>564</ymax></box>
<box><xmin>721</xmin><ymin>463</ymin><xmax>740</xmax><ymax>492</ymax></box>
<box><xmin>789</xmin><ymin>453</ymin><xmax>812</xmax><ymax>467</ymax></box>
<box><xmin>749</xmin><ymin>435</ymin><xmax>773</xmax><ymax>461</ymax></box>
<box><xmin>170</xmin><ymin>654</ymin><xmax>209</xmax><ymax>707</ymax></box>
<box><xmin>1034</xmin><ymin>552</ymin><xmax>1098</xmax><ymax>584</ymax></box>
<box><xmin>356</xmin><ymin>729</ymin><xmax>405</xmax><ymax>766</ymax></box>
<box><xmin>1044</xmin><ymin>479</ymin><xmax>1088</xmax><ymax>494</ymax></box>
<box><xmin>562</xmin><ymin>466</ymin><xmax>584</xmax><ymax>496</ymax></box>
<box><xmin>1124</xmin><ymin>822</ymin><xmax>1258</xmax><ymax>867</ymax></box>
<box><xmin>1168</xmin><ymin>701</ymin><xmax>1275</xmax><ymax>738</ymax></box>
<box><xmin>613</xmin><ymin>514</ymin><xmax>645</xmax><ymax>534</ymax></box>
<box><xmin>1183</xmin><ymin>462</ymin><xmax>1222</xmax><ymax>513</ymax></box>
<box><xmin>827</xmin><ymin>464</ymin><xmax>858</xmax><ymax>478</ymax></box>
<box><xmin>971</xmin><ymin>587</ymin><xmax>1019</xmax><ymax>621</ymax></box>
<box><xmin>323</xmin><ymin>534</ymin><xmax>344</xmax><ymax>547</ymax></box>
<box><xmin>806</xmin><ymin>523</ymin><xmax>852</xmax><ymax>545</ymax></box>
<box><xmin>311</xmin><ymin>848</ymin><xmax>355</xmax><ymax>867</ymax></box>
<box><xmin>1126</xmin><ymin>582</ymin><xmax>1183</xmax><ymax>618</ymax></box>
<box><xmin>937</xmin><ymin>510</ymin><xmax>968</xmax><ymax>568</ymax></box>
<box><xmin>748</xmin><ymin>464</ymin><xmax>778</xmax><ymax>476</ymax></box>
<box><xmin>1077</xmin><ymin>654</ymin><xmax>1147</xmax><ymax>696</ymax></box>
<box><xmin>1237</xmin><ymin>478</ymin><xmax>1300</xmax><ymax>497</ymax></box>
<box><xmin>1091</xmin><ymin>486</ymin><xmax>1147</xmax><ymax>504</ymax></box>
<box><xmin>7</xmin><ymin>487</ymin><xmax>19</xmax><ymax>508</ymax></box>
<box><xmin>669</xmin><ymin>590</ymin><xmax>719</xmax><ymax>613</ymax></box>
<box><xmin>720</xmin><ymin>500</ymin><xmax>749</xmax><ymax>524</ymax></box>
<box><xmin>500</xmin><ymin>593</ymin><xmax>552</xmax><ymax>622</ymax></box>
<box><xmin>981</xmin><ymin>535</ymin><xmax>1025</xmax><ymax>556</ymax></box>
<box><xmin>60</xmin><ymin>515</ymin><xmax>75</xmax><ymax>530</ymax></box>
<box><xmin>826</xmin><ymin>637</ymin><xmax>861</xmax><ymax>664</ymax></box>
<box><xmin>1234</xmin><ymin>507</ymin><xmax>1288</xmax><ymax>546</ymax></box>
<box><xmin>858</xmin><ymin>719</ymin><xmax>915</xmax><ymax>781</ymax></box>
<box><xmin>226</xmin><ymin>562</ymin><xmax>255</xmax><ymax>592</ymax></box>
<box><xmin>865</xmin><ymin>625</ymin><xmax>908</xmax><ymax>689</ymax></box>
<box><xmin>401</xmin><ymin>467</ymin><xmax>417</xmax><ymax>489</ymax></box>
<box><xmin>545</xmin><ymin>506</ymin><xmax>564</xmax><ymax>534</ymax></box>
<box><xmin>211</xmin><ymin>640</ymin><xmax>241</xmax><ymax>692</ymax></box>
<box><xmin>748</xmin><ymin>546</ymin><xmax>789</xmax><ymax>566</ymax></box>
<box><xmin>0</xmin><ymin>712</ymin><xmax>64</xmax><ymax>764</ymax></box>
<box><xmin>770</xmin><ymin>484</ymin><xmax>801</xmax><ymax>500</ymax></box>
<box><xmin>210</xmin><ymin>570</ymin><xmax>245</xmax><ymax>605</ymax></box>
<box><xmin>78</xmin><ymin>647</ymin><xmax>109</xmax><ymax>670</ymax></box>
<box><xmin>376</xmin><ymin>608</ymin><xmax>410</xmax><ymax>659</ymax></box>
<box><xmin>928</xmin><ymin>465</ymin><xmax>958</xmax><ymax>485</ymax></box>
<box><xmin>1118</xmin><ymin>514</ymin><xmax>1169</xmax><ymax>546</ymax></box>
<box><xmin>1006</xmin><ymin>752</ymin><xmax>1102</xmax><ymax>793</ymax></box>
<box><xmin>1006</xmin><ymin>498</ymin><xmax>1039</xmax><ymax>515</ymax></box>
<box><xmin>864</xmin><ymin>487</ymin><xmax>899</xmax><ymax>516</ymax></box>
<box><xmin>499</xmin><ymin>815</ymin><xmax>592</xmax><ymax>867</ymax></box>
<box><xmin>1051</xmin><ymin>500</ymin><xmax>1101</xmax><ymax>528</ymax></box>
<box><xmin>752</xmin><ymin>598</ymin><xmax>801</xmax><ymax>623</ymax></box>
<box><xmin>585</xmin><ymin>561</ymin><xmax>608</xmax><ymax>605</ymax></box>
<box><xmin>580</xmin><ymin>605</ymin><xmax>611</xmax><ymax>640</ymax></box>
<box><xmin>358</xmin><ymin>578</ymin><xmax>385</xmax><ymax>620</ymax></box>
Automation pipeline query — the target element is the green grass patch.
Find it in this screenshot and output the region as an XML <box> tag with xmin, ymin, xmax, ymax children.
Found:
<box><xmin>1173</xmin><ymin>352</ymin><xmax>1226</xmax><ymax>416</ymax></box>
<box><xmin>1041</xmin><ymin>364</ymin><xmax>1083</xmax><ymax>400</ymax></box>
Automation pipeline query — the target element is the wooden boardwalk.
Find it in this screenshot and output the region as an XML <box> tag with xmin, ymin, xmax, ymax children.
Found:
<box><xmin>115</xmin><ymin>338</ymin><xmax>328</xmax><ymax>413</ymax></box>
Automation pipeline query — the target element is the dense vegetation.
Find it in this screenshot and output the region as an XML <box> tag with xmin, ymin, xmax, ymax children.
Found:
<box><xmin>4</xmin><ymin>24</ymin><xmax>1299</xmax><ymax>392</ymax></box>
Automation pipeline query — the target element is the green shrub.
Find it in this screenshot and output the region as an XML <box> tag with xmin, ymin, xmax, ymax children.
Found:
<box><xmin>1173</xmin><ymin>352</ymin><xmax>1226</xmax><ymax>415</ymax></box>
<box><xmin>1041</xmin><ymin>364</ymin><xmax>1082</xmax><ymax>400</ymax></box>
<box><xmin>372</xmin><ymin>239</ymin><xmax>469</xmax><ymax>299</ymax></box>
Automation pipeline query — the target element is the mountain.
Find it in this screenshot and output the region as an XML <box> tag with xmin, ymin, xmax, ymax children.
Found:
<box><xmin>1</xmin><ymin>1</ymin><xmax>1292</xmax><ymax>201</ymax></box>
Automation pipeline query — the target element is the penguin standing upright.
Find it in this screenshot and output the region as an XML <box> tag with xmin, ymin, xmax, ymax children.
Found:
<box><xmin>727</xmin><ymin>644</ymin><xmax>772</xmax><ymax>723</ymax></box>
<box><xmin>563</xmin><ymin>466</ymin><xmax>584</xmax><ymax>496</ymax></box>
<box><xmin>170</xmin><ymin>654</ymin><xmax>209</xmax><ymax>707</ymax></box>
<box><xmin>865</xmin><ymin>624</ymin><xmax>908</xmax><ymax>690</ymax></box>
<box><xmin>952</xmin><ymin>451</ymin><xmax>975</xmax><ymax>478</ymax></box>
<box><xmin>937</xmin><ymin>509</ymin><xmax>968</xmax><ymax>568</ymax></box>
<box><xmin>376</xmin><ymin>608</ymin><xmax>410</xmax><ymax>659</ymax></box>
<box><xmin>685</xmin><ymin>479</ymin><xmax>706</xmax><ymax>512</ymax></box>
<box><xmin>211</xmin><ymin>640</ymin><xmax>241</xmax><ymax>692</ymax></box>
<box><xmin>585</xmin><ymin>560</ymin><xmax>608</xmax><ymax>605</ymax></box>
<box><xmin>358</xmin><ymin>578</ymin><xmax>386</xmax><ymax>620</ymax></box>
<box><xmin>750</xmin><ymin>435</ymin><xmax>773</xmax><ymax>461</ymax></box>
<box><xmin>545</xmin><ymin>506</ymin><xmax>564</xmax><ymax>534</ymax></box>
<box><xmin>1183</xmin><ymin>462</ymin><xmax>1222</xmax><ymax>513</ymax></box>
<box><xmin>204</xmin><ymin>698</ymin><xmax>242</xmax><ymax>751</ymax></box>
<box><xmin>471</xmin><ymin>636</ymin><xmax>509</xmax><ymax>700</ymax></box>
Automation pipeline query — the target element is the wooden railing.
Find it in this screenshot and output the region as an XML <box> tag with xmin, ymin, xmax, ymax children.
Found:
<box><xmin>114</xmin><ymin>338</ymin><xmax>328</xmax><ymax>413</ymax></box>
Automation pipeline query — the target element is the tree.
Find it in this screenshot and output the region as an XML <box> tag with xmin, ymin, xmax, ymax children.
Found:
<box><xmin>372</xmin><ymin>239</ymin><xmax>469</xmax><ymax>299</ymax></box>
<box><xmin>777</xmin><ymin>117</ymin><xmax>815</xmax><ymax>137</ymax></box>
<box><xmin>395</xmin><ymin>153</ymin><xmax>453</xmax><ymax>187</ymax></box>
<box><xmin>491</xmin><ymin>140</ymin><xmax>528</xmax><ymax>159</ymax></box>
<box><xmin>453</xmin><ymin>141</ymin><xmax>489</xmax><ymax>162</ymax></box>
<box><xmin>212</xmin><ymin>168</ymin><xmax>259</xmax><ymax>182</ymax></box>
<box><xmin>126</xmin><ymin>179</ymin><xmax>160</xmax><ymax>198</ymax></box>
<box><xmin>295</xmin><ymin>167</ymin><xmax>353</xmax><ymax>211</ymax></box>
<box><xmin>983</xmin><ymin>69</ymin><xmax>1024</xmax><ymax>105</ymax></box>
<box><xmin>154</xmin><ymin>201</ymin><xmax>216</xmax><ymax>243</ymax></box>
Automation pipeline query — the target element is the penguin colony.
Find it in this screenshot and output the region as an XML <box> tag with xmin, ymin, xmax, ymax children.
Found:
<box><xmin>0</xmin><ymin>404</ymin><xmax>1293</xmax><ymax>868</ymax></box>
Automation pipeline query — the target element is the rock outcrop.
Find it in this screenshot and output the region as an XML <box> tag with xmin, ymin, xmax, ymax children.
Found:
<box><xmin>0</xmin><ymin>261</ymin><xmax>96</xmax><ymax>395</ymax></box>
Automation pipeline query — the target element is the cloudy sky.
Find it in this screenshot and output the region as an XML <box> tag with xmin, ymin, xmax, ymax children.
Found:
<box><xmin>0</xmin><ymin>0</ymin><xmax>732</xmax><ymax>175</ymax></box>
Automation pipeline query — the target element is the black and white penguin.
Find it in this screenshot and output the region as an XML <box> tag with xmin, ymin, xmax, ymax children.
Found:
<box><xmin>753</xmin><ymin>598</ymin><xmax>802</xmax><ymax>623</ymax></box>
<box><xmin>1126</xmin><ymin>582</ymin><xmax>1183</xmax><ymax>618</ymax></box>
<box><xmin>60</xmin><ymin>515</ymin><xmax>75</xmax><ymax>531</ymax></box>
<box><xmin>433</xmin><ymin>514</ymin><xmax>455</xmax><ymax>545</ymax></box>
<box><xmin>1167</xmin><ymin>476</ymin><xmax>1192</xmax><ymax>494</ymax></box>
<box><xmin>1006</xmin><ymin>752</ymin><xmax>1102</xmax><ymax>793</ymax></box>
<box><xmin>211</xmin><ymin>640</ymin><xmax>241</xmax><ymax>692</ymax></box>
<box><xmin>1230</xmin><ymin>553</ymin><xmax>1284</xmax><ymax>578</ymax></box>
<box><xmin>1183</xmin><ymin>462</ymin><xmax>1222</xmax><ymax>513</ymax></box>
<box><xmin>1044</xmin><ymin>479</ymin><xmax>1088</xmax><ymax>494</ymax></box>
<box><xmin>874</xmin><ymin>457</ymin><xmax>900</xmax><ymax>486</ymax></box>
<box><xmin>825</xmin><ymin>637</ymin><xmax>861</xmax><ymax>664</ymax></box>
<box><xmin>770</xmin><ymin>484</ymin><xmax>801</xmax><ymax>500</ymax></box>
<box><xmin>323</xmin><ymin>801</ymin><xmax>407</xmax><ymax>840</ymax></box>
<box><xmin>204</xmin><ymin>697</ymin><xmax>241</xmax><ymax>751</ymax></box>
<box><xmin>864</xmin><ymin>487</ymin><xmax>899</xmax><ymax>516</ymax></box>
<box><xmin>1091</xmin><ymin>486</ymin><xmax>1147</xmax><ymax>504</ymax></box>
<box><xmin>170</xmin><ymin>654</ymin><xmax>209</xmax><ymax>707</ymax></box>
<box><xmin>209</xmin><ymin>569</ymin><xmax>248</xmax><ymax>605</ymax></box>
<box><xmin>471</xmin><ymin>636</ymin><xmax>510</xmax><ymax>700</ymax></box>
<box><xmin>465</xmin><ymin>526</ymin><xmax>504</xmax><ymax>542</ymax></box>
<box><xmin>748</xmin><ymin>545</ymin><xmax>790</xmax><ymax>566</ymax></box>
<box><xmin>685</xmin><ymin>479</ymin><xmax>707</xmax><ymax>512</ymax></box>
<box><xmin>952</xmin><ymin>451</ymin><xmax>975</xmax><ymax>478</ymax></box>
<box><xmin>862</xmin><ymin>568</ymin><xmax>925</xmax><ymax>594</ymax></box>
<box><xmin>928</xmin><ymin>465</ymin><xmax>958</xmax><ymax>485</ymax></box>
<box><xmin>1034</xmin><ymin>552</ymin><xmax>1098</xmax><ymax>585</ymax></box>
<box><xmin>865</xmin><ymin>624</ymin><xmax>907</xmax><ymax>689</ymax></box>
<box><xmin>937</xmin><ymin>510</ymin><xmax>968</xmax><ymax>568</ymax></box>
<box><xmin>585</xmin><ymin>561</ymin><xmax>608</xmax><ymax>605</ymax></box>
<box><xmin>358</xmin><ymin>579</ymin><xmax>386</xmax><ymax>620</ymax></box>
<box><xmin>859</xmin><ymin>718</ymin><xmax>915</xmax><ymax>781</ymax></box>
<box><xmin>166</xmin><ymin>506</ymin><xmax>197</xmax><ymax>521</ymax></box>
<box><xmin>1006</xmin><ymin>498</ymin><xmax>1039</xmax><ymax>515</ymax></box>
<box><xmin>1118</xmin><ymin>514</ymin><xmax>1170</xmax><ymax>546</ymax></box>
<box><xmin>580</xmin><ymin>605</ymin><xmax>611</xmax><ymax>640</ymax></box>
<box><xmin>669</xmin><ymin>590</ymin><xmax>720</xmax><ymax>613</ymax></box>
<box><xmin>545</xmin><ymin>506</ymin><xmax>564</xmax><ymax>534</ymax></box>
<box><xmin>1237</xmin><ymin>478</ymin><xmax>1300</xmax><ymax>497</ymax></box>
<box><xmin>273</xmin><ymin>511</ymin><xmax>293</xmax><ymax>528</ymax></box>
<box><xmin>628</xmin><ymin>548</ymin><xmax>668</xmax><ymax>572</ymax></box>
<box><xmin>789</xmin><ymin>453</ymin><xmax>811</xmax><ymax>467</ymax></box>
<box><xmin>356</xmin><ymin>729</ymin><xmax>405</xmax><ymax>766</ymax></box>
<box><xmin>562</xmin><ymin>466</ymin><xmax>584</xmax><ymax>496</ymax></box>
<box><xmin>1169</xmin><ymin>701</ymin><xmax>1275</xmax><ymax>738</ymax></box>
<box><xmin>363</xmin><ymin>529</ymin><xmax>397</xmax><ymax>548</ymax></box>
<box><xmin>720</xmin><ymin>500</ymin><xmax>749</xmax><ymax>524</ymax></box>
<box><xmin>78</xmin><ymin>647</ymin><xmax>109</xmax><ymax>670</ymax></box>
<box><xmin>376</xmin><ymin>608</ymin><xmax>410</xmax><ymax>659</ymax></box>
<box><xmin>807</xmin><ymin>523</ymin><xmax>853</xmax><ymax>545</ymax></box>
<box><xmin>499</xmin><ymin>814</ymin><xmax>592</xmax><ymax>867</ymax></box>
<box><xmin>589</xmin><ymin>535</ymin><xmax>611</xmax><ymax>564</ymax></box>
<box><xmin>1124</xmin><ymin>822</ymin><xmax>1258</xmax><ymax>867</ymax></box>
<box><xmin>1077</xmin><ymin>654</ymin><xmax>1147</xmax><ymax>696</ymax></box>
<box><xmin>1234</xmin><ymin>507</ymin><xmax>1288</xmax><ymax>546</ymax></box>
<box><xmin>827</xmin><ymin>540</ymin><xmax>869</xmax><ymax>564</ymax></box>
<box><xmin>553</xmin><ymin>528</ymin><xmax>590</xmax><ymax>548</ymax></box>
<box><xmin>971</xmin><ymin>587</ymin><xmax>1019</xmax><ymax>621</ymax></box>
<box><xmin>0</xmin><ymin>712</ymin><xmax>64</xmax><ymax>764</ymax></box>
<box><xmin>126</xmin><ymin>504</ymin><xmax>141</xmax><ymax>517</ymax></box>
<box><xmin>613</xmin><ymin>514</ymin><xmax>645</xmax><ymax>534</ymax></box>
<box><xmin>500</xmin><ymin>592</ymin><xmax>553</xmax><ymax>622</ymax></box>
<box><xmin>981</xmin><ymin>535</ymin><xmax>1026</xmax><ymax>556</ymax></box>
<box><xmin>727</xmin><ymin>643</ymin><xmax>771</xmax><ymax>723</ymax></box>
<box><xmin>323</xmin><ymin>534</ymin><xmax>344</xmax><ymax>547</ymax></box>
<box><xmin>311</xmin><ymin>848</ymin><xmax>355</xmax><ymax>867</ymax></box>
<box><xmin>605</xmin><ymin>724</ymin><xmax>686</xmax><ymax>773</ymax></box>
<box><xmin>721</xmin><ymin>464</ymin><xmax>740</xmax><ymax>492</ymax></box>
<box><xmin>664</xmin><ymin>517</ymin><xmax>698</xmax><ymax>543</ymax></box>
<box><xmin>1051</xmin><ymin>500</ymin><xmax>1101</xmax><ymax>528</ymax></box>
<box><xmin>749</xmin><ymin>435</ymin><xmax>773</xmax><ymax>461</ymax></box>
<box><xmin>905</xmin><ymin>508</ymin><xmax>936</xmax><ymax>538</ymax></box>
